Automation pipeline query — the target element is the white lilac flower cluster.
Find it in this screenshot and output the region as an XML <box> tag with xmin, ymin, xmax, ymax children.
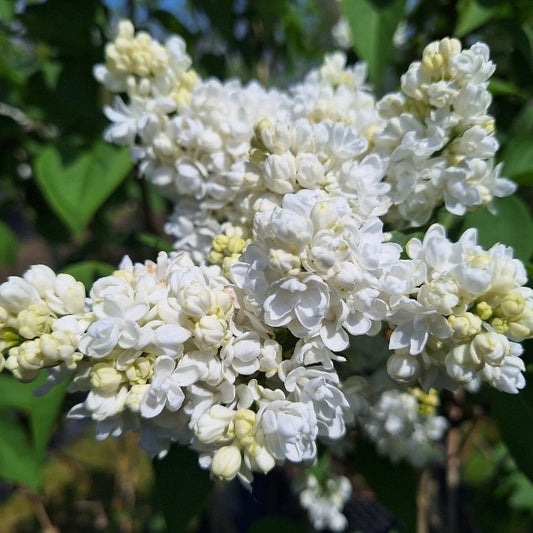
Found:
<box><xmin>1</xmin><ymin>21</ymin><xmax>530</xmax><ymax>489</ymax></box>
<box><xmin>298</xmin><ymin>472</ymin><xmax>352</xmax><ymax>531</ymax></box>
<box><xmin>387</xmin><ymin>224</ymin><xmax>532</xmax><ymax>394</ymax></box>
<box><xmin>0</xmin><ymin>266</ymin><xmax>86</xmax><ymax>381</ymax></box>
<box><xmin>342</xmin><ymin>374</ymin><xmax>448</xmax><ymax>468</ymax></box>
<box><xmin>0</xmin><ymin>252</ymin><xmax>356</xmax><ymax>485</ymax></box>
<box><xmin>375</xmin><ymin>38</ymin><xmax>515</xmax><ymax>226</ymax></box>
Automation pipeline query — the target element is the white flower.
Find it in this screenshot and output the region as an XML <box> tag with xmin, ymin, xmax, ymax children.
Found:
<box><xmin>299</xmin><ymin>473</ymin><xmax>351</xmax><ymax>532</ymax></box>
<box><xmin>140</xmin><ymin>356</ymin><xmax>199</xmax><ymax>417</ymax></box>
<box><xmin>263</xmin><ymin>275</ymin><xmax>330</xmax><ymax>337</ymax></box>
<box><xmin>258</xmin><ymin>400</ymin><xmax>318</xmax><ymax>463</ymax></box>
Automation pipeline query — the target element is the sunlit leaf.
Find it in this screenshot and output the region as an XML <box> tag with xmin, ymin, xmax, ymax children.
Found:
<box><xmin>341</xmin><ymin>0</ymin><xmax>406</xmax><ymax>90</ymax></box>
<box><xmin>0</xmin><ymin>0</ymin><xmax>15</xmax><ymax>21</ymax></box>
<box><xmin>501</xmin><ymin>135</ymin><xmax>533</xmax><ymax>185</ymax></box>
<box><xmin>34</xmin><ymin>141</ymin><xmax>132</xmax><ymax>235</ymax></box>
<box><xmin>0</xmin><ymin>411</ymin><xmax>43</xmax><ymax>490</ymax></box>
<box><xmin>454</xmin><ymin>0</ymin><xmax>505</xmax><ymax>37</ymax></box>
<box><xmin>0</xmin><ymin>372</ymin><xmax>69</xmax><ymax>489</ymax></box>
<box><xmin>62</xmin><ymin>261</ymin><xmax>115</xmax><ymax>291</ymax></box>
<box><xmin>490</xmin><ymin>374</ymin><xmax>533</xmax><ymax>483</ymax></box>
<box><xmin>0</xmin><ymin>373</ymin><xmax>69</xmax><ymax>456</ymax></box>
<box><xmin>29</xmin><ymin>376</ymin><xmax>70</xmax><ymax>457</ymax></box>
<box><xmin>461</xmin><ymin>196</ymin><xmax>533</xmax><ymax>263</ymax></box>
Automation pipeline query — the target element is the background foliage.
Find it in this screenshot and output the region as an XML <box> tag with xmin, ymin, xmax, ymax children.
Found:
<box><xmin>1</xmin><ymin>0</ymin><xmax>533</xmax><ymax>531</ymax></box>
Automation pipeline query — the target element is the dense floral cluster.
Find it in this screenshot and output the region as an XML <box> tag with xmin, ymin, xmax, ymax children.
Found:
<box><xmin>1</xmin><ymin>20</ymin><xmax>531</xmax><ymax>507</ymax></box>
<box><xmin>298</xmin><ymin>472</ymin><xmax>352</xmax><ymax>531</ymax></box>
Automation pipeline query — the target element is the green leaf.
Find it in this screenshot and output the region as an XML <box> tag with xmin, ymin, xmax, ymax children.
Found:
<box><xmin>490</xmin><ymin>377</ymin><xmax>533</xmax><ymax>483</ymax></box>
<box><xmin>0</xmin><ymin>372</ymin><xmax>69</xmax><ymax>489</ymax></box>
<box><xmin>341</xmin><ymin>0</ymin><xmax>406</xmax><ymax>90</ymax></box>
<box><xmin>0</xmin><ymin>221</ymin><xmax>17</xmax><ymax>266</ymax></box>
<box><xmin>34</xmin><ymin>142</ymin><xmax>132</xmax><ymax>235</ymax></box>
<box><xmin>62</xmin><ymin>261</ymin><xmax>115</xmax><ymax>291</ymax></box>
<box><xmin>0</xmin><ymin>373</ymin><xmax>69</xmax><ymax>456</ymax></box>
<box><xmin>137</xmin><ymin>233</ymin><xmax>175</xmax><ymax>253</ymax></box>
<box><xmin>0</xmin><ymin>0</ymin><xmax>15</xmax><ymax>21</ymax></box>
<box><xmin>489</xmin><ymin>78</ymin><xmax>529</xmax><ymax>99</ymax></box>
<box><xmin>454</xmin><ymin>0</ymin><xmax>504</xmax><ymax>38</ymax></box>
<box><xmin>461</xmin><ymin>196</ymin><xmax>533</xmax><ymax>263</ymax></box>
<box><xmin>151</xmin><ymin>10</ymin><xmax>194</xmax><ymax>42</ymax></box>
<box><xmin>0</xmin><ymin>411</ymin><xmax>43</xmax><ymax>490</ymax></box>
<box><xmin>354</xmin><ymin>439</ymin><xmax>417</xmax><ymax>531</ymax></box>
<box><xmin>501</xmin><ymin>135</ymin><xmax>533</xmax><ymax>185</ymax></box>
<box><xmin>29</xmin><ymin>377</ymin><xmax>70</xmax><ymax>457</ymax></box>
<box><xmin>506</xmin><ymin>471</ymin><xmax>533</xmax><ymax>511</ymax></box>
<box><xmin>153</xmin><ymin>444</ymin><xmax>212</xmax><ymax>533</ymax></box>
<box><xmin>0</xmin><ymin>373</ymin><xmax>35</xmax><ymax>410</ymax></box>
<box><xmin>18</xmin><ymin>0</ymin><xmax>99</xmax><ymax>54</ymax></box>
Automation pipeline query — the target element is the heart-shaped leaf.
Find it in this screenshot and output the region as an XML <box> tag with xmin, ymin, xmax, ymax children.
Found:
<box><xmin>341</xmin><ymin>0</ymin><xmax>406</xmax><ymax>91</ymax></box>
<box><xmin>34</xmin><ymin>141</ymin><xmax>132</xmax><ymax>235</ymax></box>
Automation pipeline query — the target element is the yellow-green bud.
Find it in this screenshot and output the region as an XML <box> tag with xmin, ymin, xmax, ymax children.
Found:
<box><xmin>475</xmin><ymin>301</ymin><xmax>493</xmax><ymax>321</ymax></box>
<box><xmin>235</xmin><ymin>409</ymin><xmax>256</xmax><ymax>447</ymax></box>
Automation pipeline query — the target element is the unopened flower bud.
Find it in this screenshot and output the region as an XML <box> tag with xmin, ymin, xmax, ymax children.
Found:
<box><xmin>235</xmin><ymin>409</ymin><xmax>256</xmax><ymax>446</ymax></box>
<box><xmin>211</xmin><ymin>445</ymin><xmax>242</xmax><ymax>481</ymax></box>
<box><xmin>195</xmin><ymin>405</ymin><xmax>235</xmax><ymax>444</ymax></box>
<box><xmin>193</xmin><ymin>315</ymin><xmax>229</xmax><ymax>349</ymax></box>
<box><xmin>448</xmin><ymin>312</ymin><xmax>481</xmax><ymax>339</ymax></box>
<box><xmin>387</xmin><ymin>352</ymin><xmax>420</xmax><ymax>384</ymax></box>
<box><xmin>91</xmin><ymin>363</ymin><xmax>124</xmax><ymax>394</ymax></box>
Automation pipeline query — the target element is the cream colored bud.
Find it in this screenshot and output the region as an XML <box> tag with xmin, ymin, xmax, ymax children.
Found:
<box><xmin>195</xmin><ymin>405</ymin><xmax>235</xmax><ymax>444</ymax></box>
<box><xmin>211</xmin><ymin>289</ymin><xmax>234</xmax><ymax>320</ymax></box>
<box><xmin>508</xmin><ymin>308</ymin><xmax>533</xmax><ymax>341</ymax></box>
<box><xmin>476</xmin><ymin>301</ymin><xmax>493</xmax><ymax>321</ymax></box>
<box><xmin>208</xmin><ymin>251</ymin><xmax>224</xmax><ymax>265</ymax></box>
<box><xmin>40</xmin><ymin>330</ymin><xmax>77</xmax><ymax>363</ymax></box>
<box><xmin>90</xmin><ymin>363</ymin><xmax>124</xmax><ymax>394</ymax></box>
<box><xmin>498</xmin><ymin>292</ymin><xmax>525</xmax><ymax>319</ymax></box>
<box><xmin>490</xmin><ymin>317</ymin><xmax>509</xmax><ymax>334</ymax></box>
<box><xmin>125</xmin><ymin>356</ymin><xmax>154</xmax><ymax>385</ymax></box>
<box><xmin>471</xmin><ymin>332</ymin><xmax>509</xmax><ymax>365</ymax></box>
<box><xmin>17</xmin><ymin>303</ymin><xmax>52</xmax><ymax>339</ymax></box>
<box><xmin>252</xmin><ymin>118</ymin><xmax>274</xmax><ymax>153</ymax></box>
<box><xmin>193</xmin><ymin>316</ymin><xmax>229</xmax><ymax>349</ymax></box>
<box><xmin>235</xmin><ymin>409</ymin><xmax>256</xmax><ymax>447</ymax></box>
<box><xmin>449</xmin><ymin>312</ymin><xmax>482</xmax><ymax>339</ymax></box>
<box><xmin>5</xmin><ymin>353</ymin><xmax>40</xmax><ymax>382</ymax></box>
<box><xmin>387</xmin><ymin>352</ymin><xmax>420</xmax><ymax>384</ymax></box>
<box><xmin>226</xmin><ymin>235</ymin><xmax>246</xmax><ymax>255</ymax></box>
<box><xmin>421</xmin><ymin>51</ymin><xmax>444</xmax><ymax>79</ymax></box>
<box><xmin>211</xmin><ymin>445</ymin><xmax>242</xmax><ymax>481</ymax></box>
<box><xmin>12</xmin><ymin>340</ymin><xmax>44</xmax><ymax>371</ymax></box>
<box><xmin>438</xmin><ymin>37</ymin><xmax>461</xmax><ymax>59</ymax></box>
<box><xmin>248</xmin><ymin>443</ymin><xmax>275</xmax><ymax>474</ymax></box>
<box><xmin>125</xmin><ymin>384</ymin><xmax>150</xmax><ymax>412</ymax></box>
<box><xmin>212</xmin><ymin>235</ymin><xmax>229</xmax><ymax>253</ymax></box>
<box><xmin>117</xmin><ymin>20</ymin><xmax>135</xmax><ymax>40</ymax></box>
